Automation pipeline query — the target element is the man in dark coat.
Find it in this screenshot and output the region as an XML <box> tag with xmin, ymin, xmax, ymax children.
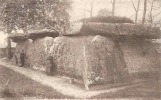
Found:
<box><xmin>14</xmin><ymin>54</ymin><xmax>18</xmax><ymax>64</ymax></box>
<box><xmin>20</xmin><ymin>50</ymin><xmax>25</xmax><ymax>67</ymax></box>
<box><xmin>46</xmin><ymin>56</ymin><xmax>57</xmax><ymax>76</ymax></box>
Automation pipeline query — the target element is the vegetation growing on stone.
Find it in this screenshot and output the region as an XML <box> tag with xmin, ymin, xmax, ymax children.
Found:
<box><xmin>80</xmin><ymin>16</ymin><xmax>134</xmax><ymax>24</ymax></box>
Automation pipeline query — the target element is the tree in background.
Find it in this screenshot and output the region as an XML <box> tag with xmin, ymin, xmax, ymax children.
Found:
<box><xmin>0</xmin><ymin>0</ymin><xmax>42</xmax><ymax>34</ymax></box>
<box><xmin>0</xmin><ymin>0</ymin><xmax>72</xmax><ymax>59</ymax></box>
<box><xmin>97</xmin><ymin>9</ymin><xmax>112</xmax><ymax>17</ymax></box>
<box><xmin>90</xmin><ymin>0</ymin><xmax>95</xmax><ymax>17</ymax></box>
<box><xmin>131</xmin><ymin>0</ymin><xmax>141</xmax><ymax>23</ymax></box>
<box><xmin>41</xmin><ymin>0</ymin><xmax>72</xmax><ymax>34</ymax></box>
<box><xmin>111</xmin><ymin>0</ymin><xmax>116</xmax><ymax>16</ymax></box>
<box><xmin>0</xmin><ymin>0</ymin><xmax>72</xmax><ymax>34</ymax></box>
<box><xmin>108</xmin><ymin>0</ymin><xmax>125</xmax><ymax>16</ymax></box>
<box><xmin>146</xmin><ymin>0</ymin><xmax>161</xmax><ymax>27</ymax></box>
<box><xmin>142</xmin><ymin>0</ymin><xmax>147</xmax><ymax>24</ymax></box>
<box><xmin>0</xmin><ymin>0</ymin><xmax>44</xmax><ymax>59</ymax></box>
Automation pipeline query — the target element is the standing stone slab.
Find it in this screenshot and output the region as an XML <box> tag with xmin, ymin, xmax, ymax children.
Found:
<box><xmin>83</xmin><ymin>35</ymin><xmax>130</xmax><ymax>89</ymax></box>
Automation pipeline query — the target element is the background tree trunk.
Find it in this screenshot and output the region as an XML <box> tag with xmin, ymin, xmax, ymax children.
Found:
<box><xmin>7</xmin><ymin>37</ymin><xmax>12</xmax><ymax>59</ymax></box>
<box><xmin>6</xmin><ymin>24</ymin><xmax>12</xmax><ymax>59</ymax></box>
<box><xmin>112</xmin><ymin>0</ymin><xmax>116</xmax><ymax>16</ymax></box>
<box><xmin>142</xmin><ymin>0</ymin><xmax>147</xmax><ymax>24</ymax></box>
<box><xmin>132</xmin><ymin>0</ymin><xmax>141</xmax><ymax>23</ymax></box>
<box><xmin>149</xmin><ymin>0</ymin><xmax>156</xmax><ymax>26</ymax></box>
<box><xmin>90</xmin><ymin>0</ymin><xmax>95</xmax><ymax>17</ymax></box>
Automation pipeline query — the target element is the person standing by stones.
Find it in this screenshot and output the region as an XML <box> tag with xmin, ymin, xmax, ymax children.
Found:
<box><xmin>46</xmin><ymin>56</ymin><xmax>56</xmax><ymax>76</ymax></box>
<box><xmin>20</xmin><ymin>50</ymin><xmax>25</xmax><ymax>67</ymax></box>
<box><xmin>14</xmin><ymin>54</ymin><xmax>18</xmax><ymax>64</ymax></box>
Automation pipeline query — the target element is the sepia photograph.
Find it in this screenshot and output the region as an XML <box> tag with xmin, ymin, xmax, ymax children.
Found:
<box><xmin>0</xmin><ymin>0</ymin><xmax>161</xmax><ymax>99</ymax></box>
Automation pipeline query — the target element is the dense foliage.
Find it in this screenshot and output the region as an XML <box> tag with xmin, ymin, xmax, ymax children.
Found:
<box><xmin>80</xmin><ymin>16</ymin><xmax>134</xmax><ymax>23</ymax></box>
<box><xmin>0</xmin><ymin>0</ymin><xmax>72</xmax><ymax>34</ymax></box>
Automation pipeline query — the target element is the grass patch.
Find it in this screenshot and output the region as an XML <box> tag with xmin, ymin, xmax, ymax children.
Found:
<box><xmin>90</xmin><ymin>80</ymin><xmax>161</xmax><ymax>99</ymax></box>
<box><xmin>1</xmin><ymin>88</ymin><xmax>15</xmax><ymax>98</ymax></box>
<box><xmin>0</xmin><ymin>65</ymin><xmax>73</xmax><ymax>99</ymax></box>
<box><xmin>130</xmin><ymin>72</ymin><xmax>160</xmax><ymax>80</ymax></box>
<box><xmin>80</xmin><ymin>16</ymin><xmax>134</xmax><ymax>23</ymax></box>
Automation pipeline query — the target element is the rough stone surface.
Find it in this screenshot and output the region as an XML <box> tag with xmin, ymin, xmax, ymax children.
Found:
<box><xmin>64</xmin><ymin>22</ymin><xmax>161</xmax><ymax>39</ymax></box>
<box><xmin>84</xmin><ymin>36</ymin><xmax>115</xmax><ymax>85</ymax></box>
<box><xmin>9</xmin><ymin>29</ymin><xmax>59</xmax><ymax>42</ymax></box>
<box><xmin>49</xmin><ymin>36</ymin><xmax>94</xmax><ymax>78</ymax></box>
<box><xmin>83</xmin><ymin>35</ymin><xmax>130</xmax><ymax>86</ymax></box>
<box><xmin>13</xmin><ymin>35</ymin><xmax>160</xmax><ymax>86</ymax></box>
<box><xmin>15</xmin><ymin>37</ymin><xmax>54</xmax><ymax>71</ymax></box>
<box><xmin>50</xmin><ymin>35</ymin><xmax>131</xmax><ymax>86</ymax></box>
<box><xmin>119</xmin><ymin>40</ymin><xmax>160</xmax><ymax>73</ymax></box>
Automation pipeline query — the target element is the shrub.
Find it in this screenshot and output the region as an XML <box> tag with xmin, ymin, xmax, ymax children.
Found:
<box><xmin>1</xmin><ymin>88</ymin><xmax>15</xmax><ymax>97</ymax></box>
<box><xmin>80</xmin><ymin>16</ymin><xmax>134</xmax><ymax>23</ymax></box>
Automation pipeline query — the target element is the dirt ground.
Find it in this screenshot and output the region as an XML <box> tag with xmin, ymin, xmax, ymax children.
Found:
<box><xmin>0</xmin><ymin>65</ymin><xmax>72</xmax><ymax>99</ymax></box>
<box><xmin>0</xmin><ymin>62</ymin><xmax>160</xmax><ymax>99</ymax></box>
<box><xmin>90</xmin><ymin>80</ymin><xmax>161</xmax><ymax>99</ymax></box>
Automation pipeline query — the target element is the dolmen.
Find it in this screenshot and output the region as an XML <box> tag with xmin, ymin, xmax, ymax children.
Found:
<box><xmin>9</xmin><ymin>17</ymin><xmax>161</xmax><ymax>90</ymax></box>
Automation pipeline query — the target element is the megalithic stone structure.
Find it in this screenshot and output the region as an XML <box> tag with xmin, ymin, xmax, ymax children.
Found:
<box><xmin>8</xmin><ymin>17</ymin><xmax>161</xmax><ymax>90</ymax></box>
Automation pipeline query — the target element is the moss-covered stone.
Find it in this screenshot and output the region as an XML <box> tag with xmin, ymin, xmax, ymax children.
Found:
<box><xmin>64</xmin><ymin>22</ymin><xmax>161</xmax><ymax>39</ymax></box>
<box><xmin>15</xmin><ymin>37</ymin><xmax>54</xmax><ymax>71</ymax></box>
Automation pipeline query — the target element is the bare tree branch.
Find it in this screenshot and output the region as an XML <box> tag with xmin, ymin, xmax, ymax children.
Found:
<box><xmin>131</xmin><ymin>0</ymin><xmax>140</xmax><ymax>23</ymax></box>
<box><xmin>149</xmin><ymin>0</ymin><xmax>156</xmax><ymax>26</ymax></box>
<box><xmin>131</xmin><ymin>1</ymin><xmax>137</xmax><ymax>12</ymax></box>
